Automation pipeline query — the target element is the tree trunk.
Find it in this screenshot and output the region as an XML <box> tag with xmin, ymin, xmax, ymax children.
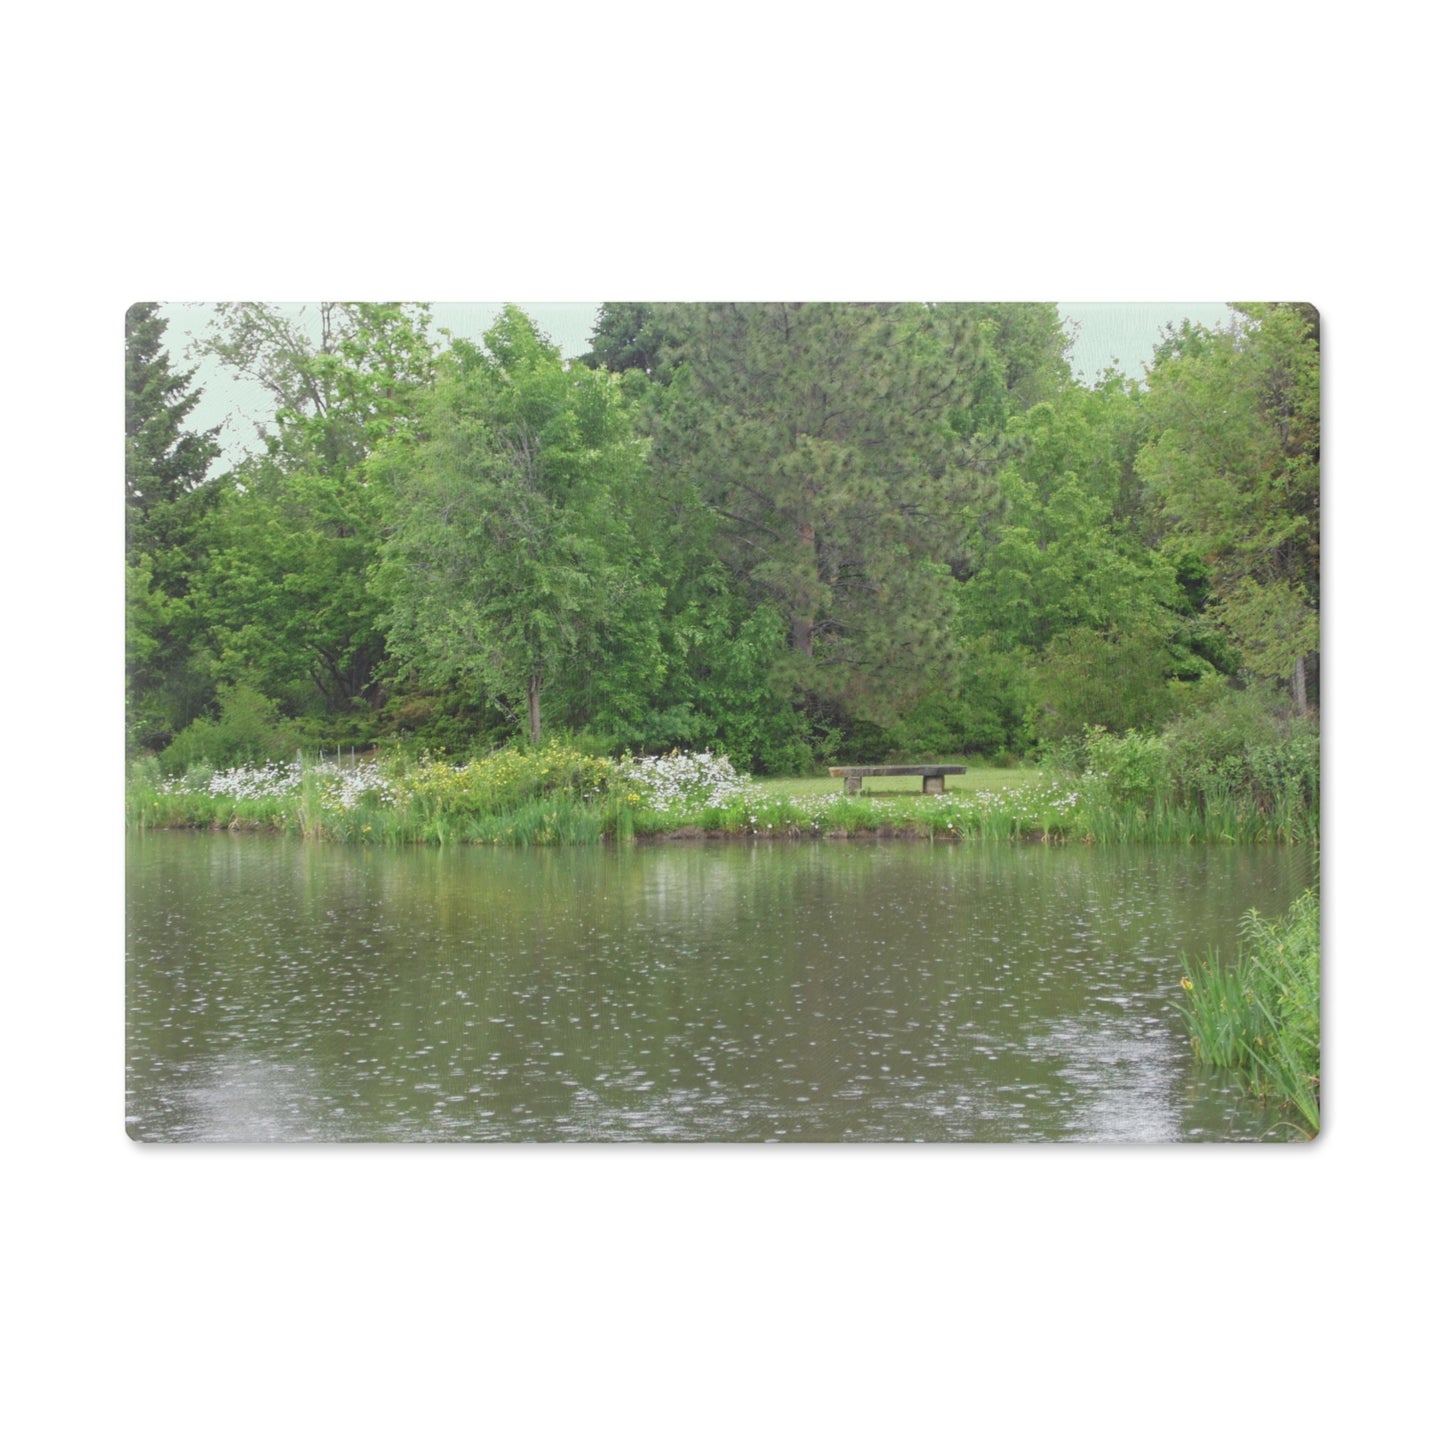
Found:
<box><xmin>791</xmin><ymin>612</ymin><xmax>814</xmax><ymax>656</ymax></box>
<box><xmin>792</xmin><ymin>521</ymin><xmax>816</xmax><ymax>656</ymax></box>
<box><xmin>1291</xmin><ymin>656</ymin><xmax>1308</xmax><ymax>715</ymax></box>
<box><xmin>527</xmin><ymin>673</ymin><xmax>542</xmax><ymax>743</ymax></box>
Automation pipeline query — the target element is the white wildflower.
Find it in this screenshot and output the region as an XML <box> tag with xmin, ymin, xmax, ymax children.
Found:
<box><xmin>624</xmin><ymin>750</ymin><xmax>751</xmax><ymax>812</ymax></box>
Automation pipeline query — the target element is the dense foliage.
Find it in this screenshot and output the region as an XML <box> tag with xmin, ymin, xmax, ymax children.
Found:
<box><xmin>125</xmin><ymin>301</ymin><xmax>1320</xmax><ymax>781</ymax></box>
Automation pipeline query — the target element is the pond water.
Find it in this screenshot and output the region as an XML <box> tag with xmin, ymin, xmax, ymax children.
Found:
<box><xmin>126</xmin><ymin>834</ymin><xmax>1317</xmax><ymax>1142</ymax></box>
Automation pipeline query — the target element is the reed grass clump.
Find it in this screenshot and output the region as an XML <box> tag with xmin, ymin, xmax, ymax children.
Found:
<box><xmin>1176</xmin><ymin>892</ymin><xmax>1320</xmax><ymax>1136</ymax></box>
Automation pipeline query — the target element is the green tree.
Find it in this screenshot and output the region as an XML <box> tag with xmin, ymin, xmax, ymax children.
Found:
<box><xmin>646</xmin><ymin>302</ymin><xmax>1026</xmax><ymax>728</ymax></box>
<box><xmin>375</xmin><ymin>307</ymin><xmax>662</xmax><ymax>744</ymax></box>
<box><xmin>948</xmin><ymin>373</ymin><xmax>1206</xmax><ymax>747</ymax></box>
<box><xmin>200</xmin><ymin>302</ymin><xmax>436</xmax><ymax>465</ymax></box>
<box><xmin>610</xmin><ymin>499</ymin><xmax>821</xmax><ymax>770</ymax></box>
<box><xmin>579</xmin><ymin>302</ymin><xmax>677</xmax><ymax>381</ymax></box>
<box><xmin>194</xmin><ymin>468</ymin><xmax>390</xmax><ymax>725</ymax></box>
<box><xmin>126</xmin><ymin>303</ymin><xmax>222</xmax><ymax>554</ymax></box>
<box><xmin>125</xmin><ymin>302</ymin><xmax>222</xmax><ymax>751</ymax></box>
<box><xmin>186</xmin><ymin>303</ymin><xmax>437</xmax><ymax>732</ymax></box>
<box><xmin>957</xmin><ymin>386</ymin><xmax>1179</xmax><ymax>654</ymax></box>
<box><xmin>1136</xmin><ymin>304</ymin><xmax>1320</xmax><ymax>712</ymax></box>
<box><xmin>948</xmin><ymin>302</ymin><xmax>1077</xmax><ymax>434</ymax></box>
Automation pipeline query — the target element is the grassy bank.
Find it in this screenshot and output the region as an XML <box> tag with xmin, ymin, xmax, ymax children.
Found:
<box><xmin>126</xmin><ymin>742</ymin><xmax>1318</xmax><ymax>847</ymax></box>
<box><xmin>1176</xmin><ymin>892</ymin><xmax>1321</xmax><ymax>1136</ymax></box>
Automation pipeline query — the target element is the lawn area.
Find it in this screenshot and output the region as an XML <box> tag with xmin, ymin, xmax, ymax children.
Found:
<box><xmin>751</xmin><ymin>764</ymin><xmax>1046</xmax><ymax>799</ymax></box>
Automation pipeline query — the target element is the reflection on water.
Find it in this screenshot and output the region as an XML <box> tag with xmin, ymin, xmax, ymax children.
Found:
<box><xmin>126</xmin><ymin>835</ymin><xmax>1316</xmax><ymax>1142</ymax></box>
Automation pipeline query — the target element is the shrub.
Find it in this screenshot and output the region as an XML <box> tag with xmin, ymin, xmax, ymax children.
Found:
<box><xmin>879</xmin><ymin>693</ymin><xmax>972</xmax><ymax>761</ymax></box>
<box><xmin>921</xmin><ymin>646</ymin><xmax>1037</xmax><ymax>758</ymax></box>
<box><xmin>1046</xmin><ymin>680</ymin><xmax>1319</xmax><ymax>838</ymax></box>
<box><xmin>747</xmin><ymin>722</ymin><xmax>819</xmax><ymax>778</ymax></box>
<box><xmin>1082</xmin><ymin>726</ymin><xmax>1169</xmax><ymax>808</ymax></box>
<box><xmin>1241</xmin><ymin>725</ymin><xmax>1320</xmax><ymax>815</ymax></box>
<box><xmin>840</xmin><ymin>718</ymin><xmax>893</xmax><ymax>765</ymax></box>
<box><xmin>1031</xmin><ymin>624</ymin><xmax>1177</xmax><ymax>742</ymax></box>
<box><xmin>375</xmin><ymin>677</ymin><xmax>513</xmax><ymax>754</ymax></box>
<box><xmin>1162</xmin><ymin>685</ymin><xmax>1318</xmax><ymax>816</ymax></box>
<box><xmin>395</xmin><ymin>741</ymin><xmax>616</xmax><ymax>825</ymax></box>
<box><xmin>159</xmin><ymin>682</ymin><xmax>305</xmax><ymax>773</ymax></box>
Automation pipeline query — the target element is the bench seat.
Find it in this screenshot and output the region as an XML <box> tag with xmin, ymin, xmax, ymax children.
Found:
<box><xmin>827</xmin><ymin>765</ymin><xmax>968</xmax><ymax>795</ymax></box>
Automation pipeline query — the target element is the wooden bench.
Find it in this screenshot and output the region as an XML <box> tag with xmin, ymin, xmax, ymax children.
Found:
<box><xmin>828</xmin><ymin>765</ymin><xmax>968</xmax><ymax>795</ymax></box>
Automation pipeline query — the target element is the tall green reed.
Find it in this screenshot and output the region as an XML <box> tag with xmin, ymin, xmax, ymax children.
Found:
<box><xmin>1177</xmin><ymin>892</ymin><xmax>1320</xmax><ymax>1135</ymax></box>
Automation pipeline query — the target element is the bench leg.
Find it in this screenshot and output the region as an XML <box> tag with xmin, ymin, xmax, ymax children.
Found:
<box><xmin>923</xmin><ymin>775</ymin><xmax>944</xmax><ymax>794</ymax></box>
<box><xmin>844</xmin><ymin>775</ymin><xmax>861</xmax><ymax>795</ymax></box>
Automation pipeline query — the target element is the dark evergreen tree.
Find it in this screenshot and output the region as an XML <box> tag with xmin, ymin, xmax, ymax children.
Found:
<box><xmin>125</xmin><ymin>303</ymin><xmax>221</xmax><ymax>569</ymax></box>
<box><xmin>578</xmin><ymin>302</ymin><xmax>675</xmax><ymax>379</ymax></box>
<box><xmin>124</xmin><ymin>303</ymin><xmax>222</xmax><ymax>752</ymax></box>
<box><xmin>645</xmin><ymin>302</ymin><xmax>1039</xmax><ymax>729</ymax></box>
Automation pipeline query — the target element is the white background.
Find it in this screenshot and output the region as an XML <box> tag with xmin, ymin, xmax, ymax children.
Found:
<box><xmin>4</xmin><ymin>5</ymin><xmax>1434</xmax><ymax>1442</ymax></box>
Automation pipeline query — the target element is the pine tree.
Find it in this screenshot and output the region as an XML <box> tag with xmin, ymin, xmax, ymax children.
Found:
<box><xmin>124</xmin><ymin>303</ymin><xmax>221</xmax><ymax>751</ymax></box>
<box><xmin>646</xmin><ymin>303</ymin><xmax>1022</xmax><ymax>727</ymax></box>
<box><xmin>125</xmin><ymin>304</ymin><xmax>220</xmax><ymax>569</ymax></box>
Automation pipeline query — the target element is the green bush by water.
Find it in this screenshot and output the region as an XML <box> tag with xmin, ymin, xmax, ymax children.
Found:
<box><xmin>1043</xmin><ymin>694</ymin><xmax>1319</xmax><ymax>844</ymax></box>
